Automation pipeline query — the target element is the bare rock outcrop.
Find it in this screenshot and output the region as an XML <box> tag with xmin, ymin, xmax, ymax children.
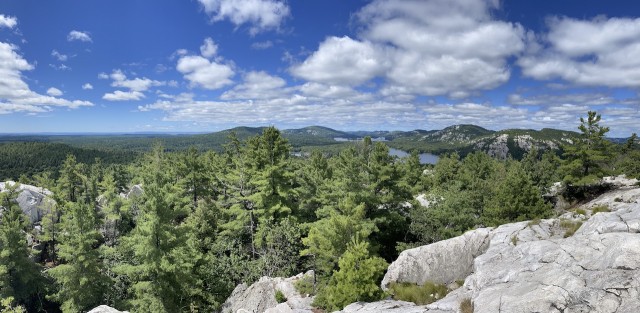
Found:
<box><xmin>376</xmin><ymin>185</ymin><xmax>640</xmax><ymax>312</ymax></box>
<box><xmin>221</xmin><ymin>271</ymin><xmax>315</xmax><ymax>313</ymax></box>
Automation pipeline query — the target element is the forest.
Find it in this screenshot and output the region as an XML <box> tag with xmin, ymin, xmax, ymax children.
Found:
<box><xmin>0</xmin><ymin>111</ymin><xmax>639</xmax><ymax>312</ymax></box>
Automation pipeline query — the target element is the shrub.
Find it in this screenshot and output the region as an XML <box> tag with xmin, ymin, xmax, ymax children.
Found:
<box><xmin>592</xmin><ymin>205</ymin><xmax>611</xmax><ymax>214</ymax></box>
<box><xmin>389</xmin><ymin>282</ymin><xmax>449</xmax><ymax>305</ymax></box>
<box><xmin>460</xmin><ymin>298</ymin><xmax>473</xmax><ymax>313</ymax></box>
<box><xmin>527</xmin><ymin>218</ymin><xmax>541</xmax><ymax>226</ymax></box>
<box><xmin>275</xmin><ymin>290</ymin><xmax>287</xmax><ymax>303</ymax></box>
<box><xmin>575</xmin><ymin>208</ymin><xmax>586</xmax><ymax>216</ymax></box>
<box><xmin>510</xmin><ymin>235</ymin><xmax>518</xmax><ymax>246</ymax></box>
<box><xmin>294</xmin><ymin>275</ymin><xmax>315</xmax><ymax>296</ymax></box>
<box><xmin>614</xmin><ymin>197</ymin><xmax>623</xmax><ymax>202</ymax></box>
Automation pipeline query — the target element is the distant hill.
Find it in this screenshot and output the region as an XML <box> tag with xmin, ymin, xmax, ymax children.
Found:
<box><xmin>0</xmin><ymin>124</ymin><xmax>599</xmax><ymax>160</ymax></box>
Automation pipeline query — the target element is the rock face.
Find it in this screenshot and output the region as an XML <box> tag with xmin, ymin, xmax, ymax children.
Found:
<box><xmin>87</xmin><ymin>305</ymin><xmax>128</xmax><ymax>313</ymax></box>
<box><xmin>0</xmin><ymin>181</ymin><xmax>54</xmax><ymax>224</ymax></box>
<box><xmin>374</xmin><ymin>185</ymin><xmax>640</xmax><ymax>313</ymax></box>
<box><xmin>221</xmin><ymin>271</ymin><xmax>315</xmax><ymax>313</ymax></box>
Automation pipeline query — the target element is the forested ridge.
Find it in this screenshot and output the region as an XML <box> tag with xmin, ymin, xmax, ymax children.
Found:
<box><xmin>0</xmin><ymin>112</ymin><xmax>639</xmax><ymax>312</ymax></box>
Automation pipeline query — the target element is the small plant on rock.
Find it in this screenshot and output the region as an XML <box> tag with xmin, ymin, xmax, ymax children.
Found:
<box><xmin>460</xmin><ymin>298</ymin><xmax>473</xmax><ymax>313</ymax></box>
<box><xmin>560</xmin><ymin>220</ymin><xmax>583</xmax><ymax>237</ymax></box>
<box><xmin>389</xmin><ymin>282</ymin><xmax>450</xmax><ymax>305</ymax></box>
<box><xmin>591</xmin><ymin>205</ymin><xmax>611</xmax><ymax>214</ymax></box>
<box><xmin>275</xmin><ymin>290</ymin><xmax>287</xmax><ymax>303</ymax></box>
<box><xmin>294</xmin><ymin>275</ymin><xmax>315</xmax><ymax>296</ymax></box>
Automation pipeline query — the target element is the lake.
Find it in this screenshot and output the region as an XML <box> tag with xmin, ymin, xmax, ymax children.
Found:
<box><xmin>388</xmin><ymin>148</ymin><xmax>439</xmax><ymax>165</ymax></box>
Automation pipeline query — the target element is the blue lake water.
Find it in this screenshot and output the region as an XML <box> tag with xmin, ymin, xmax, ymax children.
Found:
<box><xmin>388</xmin><ymin>148</ymin><xmax>439</xmax><ymax>165</ymax></box>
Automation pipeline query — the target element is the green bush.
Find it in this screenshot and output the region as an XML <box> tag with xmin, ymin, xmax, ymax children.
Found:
<box><xmin>460</xmin><ymin>298</ymin><xmax>473</xmax><ymax>313</ymax></box>
<box><xmin>575</xmin><ymin>208</ymin><xmax>586</xmax><ymax>216</ymax></box>
<box><xmin>389</xmin><ymin>282</ymin><xmax>450</xmax><ymax>305</ymax></box>
<box><xmin>294</xmin><ymin>275</ymin><xmax>315</xmax><ymax>296</ymax></box>
<box><xmin>275</xmin><ymin>290</ymin><xmax>287</xmax><ymax>303</ymax></box>
<box><xmin>591</xmin><ymin>205</ymin><xmax>611</xmax><ymax>214</ymax></box>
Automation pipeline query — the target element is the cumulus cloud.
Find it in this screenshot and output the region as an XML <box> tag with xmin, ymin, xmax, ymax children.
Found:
<box><xmin>108</xmin><ymin>69</ymin><xmax>164</xmax><ymax>92</ymax></box>
<box><xmin>290</xmin><ymin>36</ymin><xmax>389</xmax><ymax>86</ymax></box>
<box><xmin>103</xmin><ymin>90</ymin><xmax>145</xmax><ymax>101</ymax></box>
<box><xmin>200</xmin><ymin>37</ymin><xmax>218</xmax><ymax>58</ymax></box>
<box><xmin>177</xmin><ymin>55</ymin><xmax>234</xmax><ymax>90</ymax></box>
<box><xmin>197</xmin><ymin>0</ymin><xmax>290</xmax><ymax>34</ymax></box>
<box><xmin>82</xmin><ymin>83</ymin><xmax>93</xmax><ymax>90</ymax></box>
<box><xmin>0</xmin><ymin>42</ymin><xmax>92</xmax><ymax>114</ymax></box>
<box><xmin>46</xmin><ymin>87</ymin><xmax>63</xmax><ymax>96</ymax></box>
<box><xmin>519</xmin><ymin>17</ymin><xmax>640</xmax><ymax>87</ymax></box>
<box><xmin>0</xmin><ymin>15</ymin><xmax>17</xmax><ymax>29</ymax></box>
<box><xmin>67</xmin><ymin>30</ymin><xmax>92</xmax><ymax>42</ymax></box>
<box><xmin>221</xmin><ymin>71</ymin><xmax>288</xmax><ymax>99</ymax></box>
<box><xmin>290</xmin><ymin>0</ymin><xmax>524</xmax><ymax>98</ymax></box>
<box><xmin>251</xmin><ymin>40</ymin><xmax>273</xmax><ymax>49</ymax></box>
<box><xmin>507</xmin><ymin>93</ymin><xmax>631</xmax><ymax>106</ymax></box>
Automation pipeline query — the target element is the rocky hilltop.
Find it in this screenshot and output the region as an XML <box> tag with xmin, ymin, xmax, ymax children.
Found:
<box><xmin>215</xmin><ymin>178</ymin><xmax>640</xmax><ymax>313</ymax></box>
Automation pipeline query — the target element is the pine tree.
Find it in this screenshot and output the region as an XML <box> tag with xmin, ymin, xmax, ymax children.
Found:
<box><xmin>313</xmin><ymin>239</ymin><xmax>387</xmax><ymax>311</ymax></box>
<box><xmin>0</xmin><ymin>183</ymin><xmax>45</xmax><ymax>310</ymax></box>
<box><xmin>482</xmin><ymin>162</ymin><xmax>552</xmax><ymax>226</ymax></box>
<box><xmin>48</xmin><ymin>202</ymin><xmax>110</xmax><ymax>313</ymax></box>
<box><xmin>562</xmin><ymin>111</ymin><xmax>611</xmax><ymax>184</ymax></box>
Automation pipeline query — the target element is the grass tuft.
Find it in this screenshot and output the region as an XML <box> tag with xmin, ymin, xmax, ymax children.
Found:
<box><xmin>389</xmin><ymin>282</ymin><xmax>449</xmax><ymax>305</ymax></box>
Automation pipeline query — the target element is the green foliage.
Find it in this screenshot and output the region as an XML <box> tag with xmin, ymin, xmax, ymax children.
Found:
<box><xmin>482</xmin><ymin>162</ymin><xmax>552</xmax><ymax>226</ymax></box>
<box><xmin>313</xmin><ymin>239</ymin><xmax>387</xmax><ymax>311</ymax></box>
<box><xmin>389</xmin><ymin>282</ymin><xmax>449</xmax><ymax>305</ymax></box>
<box><xmin>294</xmin><ymin>275</ymin><xmax>315</xmax><ymax>296</ymax></box>
<box><xmin>47</xmin><ymin>202</ymin><xmax>110</xmax><ymax>313</ymax></box>
<box><xmin>591</xmin><ymin>205</ymin><xmax>610</xmax><ymax>214</ymax></box>
<box><xmin>275</xmin><ymin>290</ymin><xmax>287</xmax><ymax>303</ymax></box>
<box><xmin>0</xmin><ymin>297</ymin><xmax>26</xmax><ymax>313</ymax></box>
<box><xmin>0</xmin><ymin>184</ymin><xmax>46</xmax><ymax>311</ymax></box>
<box><xmin>575</xmin><ymin>208</ymin><xmax>587</xmax><ymax>216</ymax></box>
<box><xmin>561</xmin><ymin>111</ymin><xmax>612</xmax><ymax>185</ymax></box>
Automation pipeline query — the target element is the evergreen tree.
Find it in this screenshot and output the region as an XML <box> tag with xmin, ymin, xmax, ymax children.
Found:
<box><xmin>562</xmin><ymin>111</ymin><xmax>611</xmax><ymax>184</ymax></box>
<box><xmin>116</xmin><ymin>146</ymin><xmax>193</xmax><ymax>312</ymax></box>
<box><xmin>48</xmin><ymin>202</ymin><xmax>110</xmax><ymax>313</ymax></box>
<box><xmin>482</xmin><ymin>162</ymin><xmax>552</xmax><ymax>226</ymax></box>
<box><xmin>0</xmin><ymin>183</ymin><xmax>45</xmax><ymax>310</ymax></box>
<box><xmin>313</xmin><ymin>239</ymin><xmax>387</xmax><ymax>311</ymax></box>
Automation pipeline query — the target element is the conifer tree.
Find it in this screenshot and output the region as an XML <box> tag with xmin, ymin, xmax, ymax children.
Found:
<box><xmin>562</xmin><ymin>111</ymin><xmax>611</xmax><ymax>184</ymax></box>
<box><xmin>48</xmin><ymin>202</ymin><xmax>110</xmax><ymax>313</ymax></box>
<box><xmin>0</xmin><ymin>183</ymin><xmax>45</xmax><ymax>310</ymax></box>
<box><xmin>314</xmin><ymin>239</ymin><xmax>387</xmax><ymax>311</ymax></box>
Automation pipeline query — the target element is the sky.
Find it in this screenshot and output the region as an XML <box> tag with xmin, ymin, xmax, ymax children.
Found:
<box><xmin>0</xmin><ymin>0</ymin><xmax>639</xmax><ymax>136</ymax></box>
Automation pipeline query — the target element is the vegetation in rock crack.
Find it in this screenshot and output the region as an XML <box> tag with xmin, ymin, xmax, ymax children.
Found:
<box><xmin>574</xmin><ymin>208</ymin><xmax>587</xmax><ymax>216</ymax></box>
<box><xmin>591</xmin><ymin>205</ymin><xmax>611</xmax><ymax>214</ymax></box>
<box><xmin>294</xmin><ymin>275</ymin><xmax>315</xmax><ymax>296</ymax></box>
<box><xmin>275</xmin><ymin>290</ymin><xmax>287</xmax><ymax>303</ymax></box>
<box><xmin>388</xmin><ymin>282</ymin><xmax>450</xmax><ymax>305</ymax></box>
<box><xmin>560</xmin><ymin>220</ymin><xmax>584</xmax><ymax>238</ymax></box>
<box><xmin>460</xmin><ymin>297</ymin><xmax>474</xmax><ymax>313</ymax></box>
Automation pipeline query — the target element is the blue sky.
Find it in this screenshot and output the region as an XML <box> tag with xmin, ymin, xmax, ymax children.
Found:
<box><xmin>0</xmin><ymin>0</ymin><xmax>639</xmax><ymax>136</ymax></box>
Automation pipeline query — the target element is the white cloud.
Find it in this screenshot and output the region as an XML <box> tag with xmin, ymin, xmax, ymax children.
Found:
<box><xmin>82</xmin><ymin>83</ymin><xmax>93</xmax><ymax>90</ymax></box>
<box><xmin>176</xmin><ymin>55</ymin><xmax>234</xmax><ymax>90</ymax></box>
<box><xmin>221</xmin><ymin>71</ymin><xmax>288</xmax><ymax>99</ymax></box>
<box><xmin>108</xmin><ymin>69</ymin><xmax>164</xmax><ymax>92</ymax></box>
<box><xmin>103</xmin><ymin>90</ymin><xmax>145</xmax><ymax>101</ymax></box>
<box><xmin>46</xmin><ymin>87</ymin><xmax>63</xmax><ymax>96</ymax></box>
<box><xmin>197</xmin><ymin>0</ymin><xmax>290</xmax><ymax>35</ymax></box>
<box><xmin>290</xmin><ymin>36</ymin><xmax>388</xmax><ymax>86</ymax></box>
<box><xmin>98</xmin><ymin>72</ymin><xmax>109</xmax><ymax>79</ymax></box>
<box><xmin>51</xmin><ymin>50</ymin><xmax>68</xmax><ymax>62</ymax></box>
<box><xmin>290</xmin><ymin>0</ymin><xmax>524</xmax><ymax>97</ymax></box>
<box><xmin>519</xmin><ymin>17</ymin><xmax>640</xmax><ymax>87</ymax></box>
<box><xmin>0</xmin><ymin>15</ymin><xmax>17</xmax><ymax>29</ymax></box>
<box><xmin>200</xmin><ymin>37</ymin><xmax>218</xmax><ymax>58</ymax></box>
<box><xmin>67</xmin><ymin>30</ymin><xmax>92</xmax><ymax>42</ymax></box>
<box><xmin>0</xmin><ymin>42</ymin><xmax>92</xmax><ymax>114</ymax></box>
<box><xmin>507</xmin><ymin>93</ymin><xmax>620</xmax><ymax>106</ymax></box>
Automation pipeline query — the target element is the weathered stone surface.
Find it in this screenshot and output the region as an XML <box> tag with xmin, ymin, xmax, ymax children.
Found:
<box><xmin>87</xmin><ymin>305</ymin><xmax>128</xmax><ymax>313</ymax></box>
<box><xmin>0</xmin><ymin>181</ymin><xmax>54</xmax><ymax>224</ymax></box>
<box><xmin>377</xmin><ymin>186</ymin><xmax>640</xmax><ymax>313</ymax></box>
<box><xmin>222</xmin><ymin>271</ymin><xmax>315</xmax><ymax>313</ymax></box>
<box><xmin>381</xmin><ymin>228</ymin><xmax>492</xmax><ymax>289</ymax></box>
<box><xmin>336</xmin><ymin>300</ymin><xmax>432</xmax><ymax>313</ymax></box>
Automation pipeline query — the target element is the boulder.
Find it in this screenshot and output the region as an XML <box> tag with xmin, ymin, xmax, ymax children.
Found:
<box><xmin>381</xmin><ymin>227</ymin><xmax>492</xmax><ymax>289</ymax></box>
<box><xmin>0</xmin><ymin>181</ymin><xmax>54</xmax><ymax>224</ymax></box>
<box><xmin>336</xmin><ymin>300</ymin><xmax>433</xmax><ymax>313</ymax></box>
<box><xmin>222</xmin><ymin>271</ymin><xmax>315</xmax><ymax>313</ymax></box>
